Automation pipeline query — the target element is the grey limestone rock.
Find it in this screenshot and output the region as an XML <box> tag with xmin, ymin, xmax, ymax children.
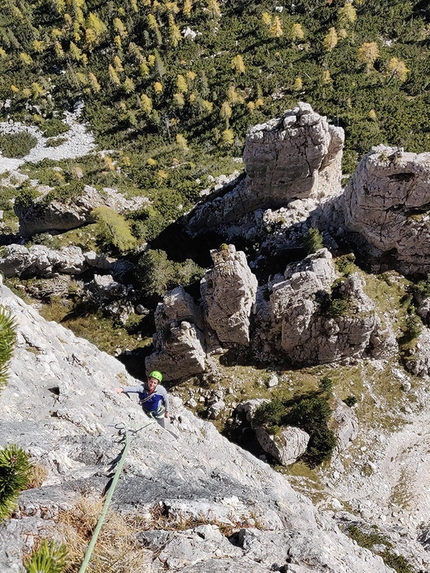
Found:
<box><xmin>255</xmin><ymin>426</ymin><xmax>310</xmax><ymax>466</ymax></box>
<box><xmin>187</xmin><ymin>103</ymin><xmax>344</xmax><ymax>235</ymax></box>
<box><xmin>342</xmin><ymin>145</ymin><xmax>430</xmax><ymax>274</ymax></box>
<box><xmin>145</xmin><ymin>286</ymin><xmax>206</xmax><ymax>381</ymax></box>
<box><xmin>201</xmin><ymin>244</ymin><xmax>258</xmax><ymax>346</ymax></box>
<box><xmin>268</xmin><ymin>251</ymin><xmax>397</xmax><ymax>366</ymax></box>
<box><xmin>14</xmin><ymin>185</ymin><xmax>149</xmax><ymax>237</ymax></box>
<box><xmin>0</xmin><ymin>281</ymin><xmax>401</xmax><ymax>573</ymax></box>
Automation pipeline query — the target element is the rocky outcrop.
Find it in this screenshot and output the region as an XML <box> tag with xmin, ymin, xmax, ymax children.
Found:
<box><xmin>342</xmin><ymin>145</ymin><xmax>430</xmax><ymax>274</ymax></box>
<box><xmin>403</xmin><ymin>327</ymin><xmax>430</xmax><ymax>377</ymax></box>
<box><xmin>0</xmin><ymin>282</ymin><xmax>402</xmax><ymax>573</ymax></box>
<box><xmin>267</xmin><ymin>250</ymin><xmax>397</xmax><ymax>366</ymax></box>
<box><xmin>200</xmin><ymin>245</ymin><xmax>258</xmax><ymax>347</ymax></box>
<box><xmin>187</xmin><ymin>103</ymin><xmax>344</xmax><ymax>235</ymax></box>
<box><xmin>145</xmin><ymin>286</ymin><xmax>206</xmax><ymax>381</ymax></box>
<box><xmin>14</xmin><ymin>185</ymin><xmax>149</xmax><ymax>237</ymax></box>
<box><xmin>0</xmin><ymin>244</ymin><xmax>114</xmax><ymax>278</ymax></box>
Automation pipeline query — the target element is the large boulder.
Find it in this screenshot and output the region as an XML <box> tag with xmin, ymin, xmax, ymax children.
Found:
<box><xmin>201</xmin><ymin>245</ymin><xmax>258</xmax><ymax>347</ymax></box>
<box><xmin>255</xmin><ymin>426</ymin><xmax>310</xmax><ymax>466</ymax></box>
<box><xmin>187</xmin><ymin>103</ymin><xmax>344</xmax><ymax>234</ymax></box>
<box><xmin>342</xmin><ymin>145</ymin><xmax>430</xmax><ymax>274</ymax></box>
<box><xmin>0</xmin><ymin>244</ymin><xmax>116</xmax><ymax>278</ymax></box>
<box><xmin>14</xmin><ymin>185</ymin><xmax>149</xmax><ymax>237</ymax></box>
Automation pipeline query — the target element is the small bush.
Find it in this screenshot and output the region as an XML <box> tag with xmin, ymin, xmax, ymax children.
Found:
<box><xmin>0</xmin><ymin>307</ymin><xmax>16</xmax><ymax>390</ymax></box>
<box><xmin>303</xmin><ymin>228</ymin><xmax>324</xmax><ymax>254</ymax></box>
<box><xmin>24</xmin><ymin>539</ymin><xmax>68</xmax><ymax>573</ymax></box>
<box><xmin>0</xmin><ymin>444</ymin><xmax>32</xmax><ymax>522</ymax></box>
<box><xmin>335</xmin><ymin>253</ymin><xmax>356</xmax><ymax>276</ymax></box>
<box><xmin>92</xmin><ymin>206</ymin><xmax>137</xmax><ymax>254</ymax></box>
<box><xmin>0</xmin><ymin>131</ymin><xmax>38</xmax><ymax>158</ymax></box>
<box><xmin>413</xmin><ymin>273</ymin><xmax>430</xmax><ymax>298</ymax></box>
<box><xmin>14</xmin><ymin>185</ymin><xmax>40</xmax><ymax>210</ymax></box>
<box><xmin>343</xmin><ymin>395</ymin><xmax>357</xmax><ymax>407</ymax></box>
<box><xmin>40</xmin><ymin>118</ymin><xmax>70</xmax><ymax>138</ymax></box>
<box><xmin>253</xmin><ymin>398</ymin><xmax>285</xmax><ymax>431</ymax></box>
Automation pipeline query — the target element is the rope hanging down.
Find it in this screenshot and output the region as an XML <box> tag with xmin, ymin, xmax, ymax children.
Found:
<box><xmin>78</xmin><ymin>428</ymin><xmax>133</xmax><ymax>573</ymax></box>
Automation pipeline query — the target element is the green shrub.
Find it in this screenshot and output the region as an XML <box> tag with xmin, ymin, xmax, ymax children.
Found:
<box><xmin>92</xmin><ymin>205</ymin><xmax>137</xmax><ymax>254</ymax></box>
<box><xmin>343</xmin><ymin>395</ymin><xmax>357</xmax><ymax>407</ymax></box>
<box><xmin>43</xmin><ymin>181</ymin><xmax>86</xmax><ymax>205</ymax></box>
<box><xmin>253</xmin><ymin>398</ymin><xmax>285</xmax><ymax>431</ymax></box>
<box><xmin>14</xmin><ymin>186</ymin><xmax>40</xmax><ymax>210</ymax></box>
<box><xmin>413</xmin><ymin>273</ymin><xmax>430</xmax><ymax>298</ymax></box>
<box><xmin>0</xmin><ymin>307</ymin><xmax>16</xmax><ymax>391</ymax></box>
<box><xmin>24</xmin><ymin>539</ymin><xmax>68</xmax><ymax>573</ymax></box>
<box><xmin>135</xmin><ymin>248</ymin><xmax>205</xmax><ymax>298</ymax></box>
<box><xmin>0</xmin><ymin>132</ymin><xmax>38</xmax><ymax>158</ymax></box>
<box><xmin>284</xmin><ymin>395</ymin><xmax>337</xmax><ymax>467</ymax></box>
<box><xmin>335</xmin><ymin>254</ymin><xmax>356</xmax><ymax>277</ymax></box>
<box><xmin>303</xmin><ymin>228</ymin><xmax>324</xmax><ymax>254</ymax></box>
<box><xmin>40</xmin><ymin>118</ymin><xmax>70</xmax><ymax>138</ymax></box>
<box><xmin>0</xmin><ymin>444</ymin><xmax>31</xmax><ymax>522</ymax></box>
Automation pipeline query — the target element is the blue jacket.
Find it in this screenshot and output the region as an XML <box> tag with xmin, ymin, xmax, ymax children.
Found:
<box><xmin>122</xmin><ymin>383</ymin><xmax>169</xmax><ymax>414</ymax></box>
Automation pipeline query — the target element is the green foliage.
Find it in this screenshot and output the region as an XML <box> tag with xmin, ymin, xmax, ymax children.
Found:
<box><xmin>14</xmin><ymin>185</ymin><xmax>40</xmax><ymax>209</ymax></box>
<box><xmin>343</xmin><ymin>395</ymin><xmax>357</xmax><ymax>407</ymax></box>
<box><xmin>253</xmin><ymin>398</ymin><xmax>285</xmax><ymax>432</ymax></box>
<box><xmin>40</xmin><ymin>118</ymin><xmax>70</xmax><ymax>138</ymax></box>
<box><xmin>0</xmin><ymin>307</ymin><xmax>16</xmax><ymax>391</ymax></box>
<box><xmin>347</xmin><ymin>525</ymin><xmax>415</xmax><ymax>573</ymax></box>
<box><xmin>285</xmin><ymin>395</ymin><xmax>336</xmax><ymax>467</ymax></box>
<box><xmin>0</xmin><ymin>444</ymin><xmax>31</xmax><ymax>522</ymax></box>
<box><xmin>303</xmin><ymin>228</ymin><xmax>324</xmax><ymax>254</ymax></box>
<box><xmin>42</xmin><ymin>181</ymin><xmax>86</xmax><ymax>205</ymax></box>
<box><xmin>24</xmin><ymin>539</ymin><xmax>68</xmax><ymax>573</ymax></box>
<box><xmin>399</xmin><ymin>308</ymin><xmax>423</xmax><ymax>345</ymax></box>
<box><xmin>254</xmin><ymin>381</ymin><xmax>337</xmax><ymax>467</ymax></box>
<box><xmin>0</xmin><ymin>132</ymin><xmax>38</xmax><ymax>158</ymax></box>
<box><xmin>413</xmin><ymin>273</ymin><xmax>430</xmax><ymax>298</ymax></box>
<box><xmin>135</xmin><ymin>248</ymin><xmax>205</xmax><ymax>298</ymax></box>
<box><xmin>335</xmin><ymin>253</ymin><xmax>356</xmax><ymax>277</ymax></box>
<box><xmin>92</xmin><ymin>205</ymin><xmax>137</xmax><ymax>254</ymax></box>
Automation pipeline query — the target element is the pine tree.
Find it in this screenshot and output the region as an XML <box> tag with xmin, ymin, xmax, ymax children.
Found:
<box><xmin>231</xmin><ymin>54</ymin><xmax>245</xmax><ymax>75</ymax></box>
<box><xmin>269</xmin><ymin>16</ymin><xmax>283</xmax><ymax>38</ymax></box>
<box><xmin>338</xmin><ymin>2</ymin><xmax>357</xmax><ymax>26</ymax></box>
<box><xmin>357</xmin><ymin>41</ymin><xmax>379</xmax><ymax>72</ymax></box>
<box><xmin>323</xmin><ymin>27</ymin><xmax>338</xmax><ymax>52</ymax></box>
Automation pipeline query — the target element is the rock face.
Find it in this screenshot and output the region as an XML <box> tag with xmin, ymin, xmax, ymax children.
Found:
<box><xmin>267</xmin><ymin>250</ymin><xmax>397</xmax><ymax>366</ymax></box>
<box><xmin>342</xmin><ymin>145</ymin><xmax>430</xmax><ymax>274</ymax></box>
<box><xmin>200</xmin><ymin>245</ymin><xmax>258</xmax><ymax>347</ymax></box>
<box><xmin>0</xmin><ymin>282</ymin><xmax>400</xmax><ymax>573</ymax></box>
<box><xmin>187</xmin><ymin>103</ymin><xmax>344</xmax><ymax>234</ymax></box>
<box><xmin>14</xmin><ymin>185</ymin><xmax>149</xmax><ymax>237</ymax></box>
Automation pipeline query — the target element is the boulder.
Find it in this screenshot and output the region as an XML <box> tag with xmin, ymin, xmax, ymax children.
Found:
<box><xmin>14</xmin><ymin>185</ymin><xmax>149</xmax><ymax>237</ymax></box>
<box><xmin>201</xmin><ymin>245</ymin><xmax>258</xmax><ymax>346</ymax></box>
<box><xmin>403</xmin><ymin>326</ymin><xmax>430</xmax><ymax>377</ymax></box>
<box><xmin>255</xmin><ymin>426</ymin><xmax>310</xmax><ymax>466</ymax></box>
<box><xmin>0</xmin><ymin>244</ymin><xmax>114</xmax><ymax>278</ymax></box>
<box><xmin>342</xmin><ymin>145</ymin><xmax>430</xmax><ymax>274</ymax></box>
<box><xmin>331</xmin><ymin>399</ymin><xmax>359</xmax><ymax>452</ymax></box>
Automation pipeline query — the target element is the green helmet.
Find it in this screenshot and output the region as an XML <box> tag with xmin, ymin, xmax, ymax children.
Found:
<box><xmin>149</xmin><ymin>370</ymin><xmax>163</xmax><ymax>382</ymax></box>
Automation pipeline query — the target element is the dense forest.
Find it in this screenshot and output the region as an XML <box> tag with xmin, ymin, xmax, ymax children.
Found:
<box><xmin>0</xmin><ymin>0</ymin><xmax>430</xmax><ymax>243</ymax></box>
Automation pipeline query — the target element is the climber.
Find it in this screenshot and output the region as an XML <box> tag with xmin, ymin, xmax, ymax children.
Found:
<box><xmin>115</xmin><ymin>370</ymin><xmax>170</xmax><ymax>429</ymax></box>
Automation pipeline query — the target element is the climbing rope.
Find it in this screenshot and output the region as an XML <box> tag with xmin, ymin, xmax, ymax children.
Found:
<box><xmin>78</xmin><ymin>416</ymin><xmax>179</xmax><ymax>573</ymax></box>
<box><xmin>77</xmin><ymin>423</ymin><xmax>149</xmax><ymax>573</ymax></box>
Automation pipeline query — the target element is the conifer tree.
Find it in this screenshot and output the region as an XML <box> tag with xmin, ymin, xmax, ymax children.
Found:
<box><xmin>206</xmin><ymin>0</ymin><xmax>221</xmax><ymax>19</ymax></box>
<box><xmin>183</xmin><ymin>0</ymin><xmax>192</xmax><ymax>16</ymax></box>
<box><xmin>269</xmin><ymin>16</ymin><xmax>283</xmax><ymax>38</ymax></box>
<box><xmin>231</xmin><ymin>54</ymin><xmax>245</xmax><ymax>75</ymax></box>
<box><xmin>291</xmin><ymin>22</ymin><xmax>305</xmax><ymax>42</ymax></box>
<box><xmin>141</xmin><ymin>93</ymin><xmax>153</xmax><ymax>114</ymax></box>
<box><xmin>323</xmin><ymin>27</ymin><xmax>338</xmax><ymax>52</ymax></box>
<box><xmin>176</xmin><ymin>74</ymin><xmax>188</xmax><ymax>93</ymax></box>
<box><xmin>108</xmin><ymin>64</ymin><xmax>121</xmax><ymax>86</ymax></box>
<box><xmin>386</xmin><ymin>57</ymin><xmax>409</xmax><ymax>83</ymax></box>
<box><xmin>357</xmin><ymin>41</ymin><xmax>379</xmax><ymax>72</ymax></box>
<box><xmin>168</xmin><ymin>14</ymin><xmax>181</xmax><ymax>47</ymax></box>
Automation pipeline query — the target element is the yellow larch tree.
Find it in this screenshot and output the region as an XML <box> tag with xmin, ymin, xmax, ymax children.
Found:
<box><xmin>231</xmin><ymin>54</ymin><xmax>245</xmax><ymax>75</ymax></box>
<box><xmin>323</xmin><ymin>27</ymin><xmax>338</xmax><ymax>52</ymax></box>
<box><xmin>357</xmin><ymin>41</ymin><xmax>379</xmax><ymax>72</ymax></box>
<box><xmin>269</xmin><ymin>16</ymin><xmax>283</xmax><ymax>38</ymax></box>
